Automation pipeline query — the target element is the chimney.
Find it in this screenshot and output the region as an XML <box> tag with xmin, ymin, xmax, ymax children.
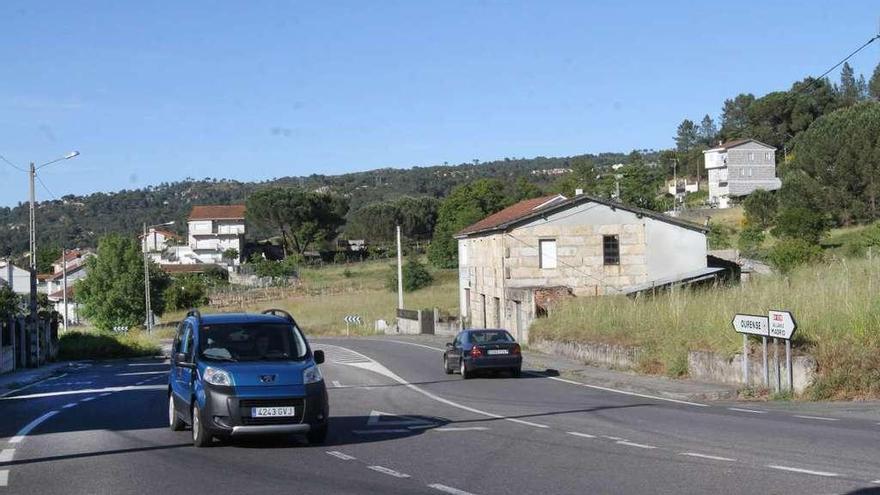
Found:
<box><xmin>575</xmin><ymin>188</ymin><xmax>584</xmax><ymax>196</ymax></box>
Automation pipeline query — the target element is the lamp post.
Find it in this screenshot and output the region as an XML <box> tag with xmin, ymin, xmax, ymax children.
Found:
<box><xmin>143</xmin><ymin>221</ymin><xmax>174</xmax><ymax>333</ymax></box>
<box><xmin>27</xmin><ymin>151</ymin><xmax>79</xmax><ymax>365</ymax></box>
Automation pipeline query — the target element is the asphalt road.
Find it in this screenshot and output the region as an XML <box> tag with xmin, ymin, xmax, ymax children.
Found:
<box><xmin>0</xmin><ymin>337</ymin><xmax>879</xmax><ymax>494</ymax></box>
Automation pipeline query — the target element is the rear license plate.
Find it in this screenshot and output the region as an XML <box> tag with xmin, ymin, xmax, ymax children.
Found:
<box><xmin>487</xmin><ymin>349</ymin><xmax>509</xmax><ymax>355</ymax></box>
<box><xmin>251</xmin><ymin>406</ymin><xmax>295</xmax><ymax>417</ymax></box>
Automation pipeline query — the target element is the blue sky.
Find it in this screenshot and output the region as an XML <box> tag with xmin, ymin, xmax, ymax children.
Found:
<box><xmin>1</xmin><ymin>1</ymin><xmax>878</xmax><ymax>206</ymax></box>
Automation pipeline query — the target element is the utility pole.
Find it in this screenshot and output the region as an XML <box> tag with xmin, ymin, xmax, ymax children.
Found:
<box><xmin>143</xmin><ymin>223</ymin><xmax>153</xmax><ymax>333</ymax></box>
<box><xmin>62</xmin><ymin>248</ymin><xmax>68</xmax><ymax>332</ymax></box>
<box><xmin>28</xmin><ymin>163</ymin><xmax>37</xmax><ymax>324</ymax></box>
<box><xmin>396</xmin><ymin>225</ymin><xmax>404</xmax><ymax>310</ymax></box>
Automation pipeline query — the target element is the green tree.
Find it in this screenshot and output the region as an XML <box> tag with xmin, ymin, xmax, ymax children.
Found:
<box><xmin>246</xmin><ymin>188</ymin><xmax>348</xmax><ymax>256</ymax></box>
<box><xmin>675</xmin><ymin>119</ymin><xmax>698</xmax><ymax>153</ymax></box>
<box><xmin>771</xmin><ymin>207</ymin><xmax>828</xmax><ymax>245</ymax></box>
<box><xmin>767</xmin><ymin>239</ymin><xmax>823</xmax><ymax>274</ymax></box>
<box><xmin>707</xmin><ymin>222</ymin><xmax>733</xmax><ymax>249</ymax></box>
<box><xmin>222</xmin><ymin>248</ymin><xmax>239</xmax><ymax>262</ymax></box>
<box><xmin>512</xmin><ymin>176</ymin><xmax>543</xmax><ymax>202</ymax></box>
<box><xmin>163</xmin><ymin>275</ymin><xmax>209</xmax><ymax>311</ymax></box>
<box><xmin>869</xmin><ymin>62</ymin><xmax>880</xmax><ymax>100</ymax></box>
<box><xmin>720</xmin><ymin>93</ymin><xmax>756</xmax><ymax>139</ymax></box>
<box><xmin>76</xmin><ymin>234</ymin><xmax>171</xmax><ymax>330</ymax></box>
<box><xmin>0</xmin><ymin>285</ymin><xmax>22</xmax><ymax>319</ymax></box>
<box><xmin>36</xmin><ymin>246</ymin><xmax>62</xmax><ymax>274</ymax></box>
<box><xmin>737</xmin><ymin>226</ymin><xmax>765</xmax><ymax>259</ymax></box>
<box><xmin>838</xmin><ymin>62</ymin><xmax>861</xmax><ymax>106</ymax></box>
<box><xmin>386</xmin><ymin>257</ymin><xmax>434</xmax><ymax>292</ymax></box>
<box><xmin>617</xmin><ymin>163</ymin><xmax>664</xmax><ymax>210</ymax></box>
<box><xmin>699</xmin><ymin>114</ymin><xmax>718</xmax><ymax>146</ymax></box>
<box><xmin>742</xmin><ymin>189</ymin><xmax>778</xmax><ymax>229</ymax></box>
<box><xmin>428</xmin><ymin>179</ymin><xmax>509</xmax><ymax>268</ymax></box>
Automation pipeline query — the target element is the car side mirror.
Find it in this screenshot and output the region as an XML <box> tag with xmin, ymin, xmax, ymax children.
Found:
<box><xmin>445</xmin><ymin>342</ymin><xmax>453</xmax><ymax>348</ymax></box>
<box><xmin>175</xmin><ymin>352</ymin><xmax>195</xmax><ymax>369</ymax></box>
<box><xmin>313</xmin><ymin>350</ymin><xmax>325</xmax><ymax>365</ymax></box>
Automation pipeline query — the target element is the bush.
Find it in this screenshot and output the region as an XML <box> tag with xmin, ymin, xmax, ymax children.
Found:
<box><xmin>386</xmin><ymin>258</ymin><xmax>434</xmax><ymax>292</ymax></box>
<box><xmin>737</xmin><ymin>226</ymin><xmax>765</xmax><ymax>258</ymax></box>
<box><xmin>58</xmin><ymin>330</ymin><xmax>161</xmax><ymax>360</ymax></box>
<box><xmin>743</xmin><ymin>189</ymin><xmax>778</xmax><ymax>229</ymax></box>
<box><xmin>767</xmin><ymin>239</ymin><xmax>823</xmax><ymax>274</ymax></box>
<box><xmin>707</xmin><ymin>222</ymin><xmax>733</xmax><ymax>249</ymax></box>
<box><xmin>771</xmin><ymin>207</ymin><xmax>828</xmax><ymax>244</ymax></box>
<box><xmin>163</xmin><ymin>275</ymin><xmax>210</xmax><ymax>311</ymax></box>
<box><xmin>251</xmin><ymin>257</ymin><xmax>298</xmax><ymax>279</ymax></box>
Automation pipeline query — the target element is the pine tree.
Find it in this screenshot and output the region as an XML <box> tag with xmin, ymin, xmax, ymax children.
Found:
<box><xmin>839</xmin><ymin>62</ymin><xmax>860</xmax><ymax>105</ymax></box>
<box><xmin>699</xmin><ymin>114</ymin><xmax>718</xmax><ymax>146</ymax></box>
<box><xmin>869</xmin><ymin>62</ymin><xmax>880</xmax><ymax>100</ymax></box>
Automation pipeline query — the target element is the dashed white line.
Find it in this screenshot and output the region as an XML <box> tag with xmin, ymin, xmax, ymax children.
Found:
<box><xmin>0</xmin><ymin>373</ymin><xmax>68</xmax><ymax>398</ymax></box>
<box><xmin>0</xmin><ymin>385</ymin><xmax>166</xmax><ymax>400</ymax></box>
<box><xmin>9</xmin><ymin>411</ymin><xmax>58</xmax><ymax>443</ymax></box>
<box><xmin>792</xmin><ymin>415</ymin><xmax>839</xmax><ymax>422</ymax></box>
<box><xmin>367</xmin><ymin>465</ymin><xmax>410</xmax><ymax>478</ymax></box>
<box><xmin>61</xmin><ymin>403</ymin><xmax>77</xmax><ymax>409</ymax></box>
<box><xmin>679</xmin><ymin>452</ymin><xmax>736</xmax><ymax>462</ymax></box>
<box><xmin>99</xmin><ymin>392</ymin><xmax>112</xmax><ymax>397</ymax></box>
<box><xmin>728</xmin><ymin>407</ymin><xmax>767</xmax><ymax>414</ymax></box>
<box><xmin>332</xmin><ymin>380</ymin><xmax>342</xmax><ymax>388</ymax></box>
<box><xmin>616</xmin><ymin>440</ymin><xmax>657</xmax><ymax>449</ymax></box>
<box><xmin>602</xmin><ymin>435</ymin><xmax>624</xmax><ymax>441</ymax></box>
<box><xmin>567</xmin><ymin>431</ymin><xmax>597</xmax><ymax>439</ymax></box>
<box><xmin>0</xmin><ymin>470</ymin><xmax>7</xmax><ymax>487</ymax></box>
<box><xmin>325</xmin><ymin>451</ymin><xmax>356</xmax><ymax>461</ymax></box>
<box><xmin>871</xmin><ymin>480</ymin><xmax>880</xmax><ymax>484</ymax></box>
<box><xmin>767</xmin><ymin>465</ymin><xmax>838</xmax><ymax>477</ymax></box>
<box><xmin>117</xmin><ymin>371</ymin><xmax>166</xmax><ymax>376</ymax></box>
<box><xmin>434</xmin><ymin>427</ymin><xmax>489</xmax><ymax>432</ymax></box>
<box><xmin>352</xmin><ymin>429</ymin><xmax>411</xmax><ymax>435</ymax></box>
<box><xmin>428</xmin><ymin>483</ymin><xmax>477</xmax><ymax>495</ymax></box>
<box><xmin>0</xmin><ymin>449</ymin><xmax>14</xmax><ymax>463</ymax></box>
<box><xmin>79</xmin><ymin>397</ymin><xmax>95</xmax><ymax>403</ymax></box>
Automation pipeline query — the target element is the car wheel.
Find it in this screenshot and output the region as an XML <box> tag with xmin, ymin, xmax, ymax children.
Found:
<box><xmin>511</xmin><ymin>366</ymin><xmax>521</xmax><ymax>378</ymax></box>
<box><xmin>460</xmin><ymin>359</ymin><xmax>471</xmax><ymax>380</ymax></box>
<box><xmin>169</xmin><ymin>394</ymin><xmax>185</xmax><ymax>431</ymax></box>
<box><xmin>191</xmin><ymin>403</ymin><xmax>212</xmax><ymax>448</ymax></box>
<box><xmin>443</xmin><ymin>355</ymin><xmax>453</xmax><ymax>375</ymax></box>
<box><xmin>307</xmin><ymin>424</ymin><xmax>328</xmax><ymax>444</ymax></box>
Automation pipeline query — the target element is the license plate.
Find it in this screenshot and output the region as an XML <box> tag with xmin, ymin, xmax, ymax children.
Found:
<box><xmin>487</xmin><ymin>349</ymin><xmax>509</xmax><ymax>355</ymax></box>
<box><xmin>252</xmin><ymin>406</ymin><xmax>295</xmax><ymax>417</ymax></box>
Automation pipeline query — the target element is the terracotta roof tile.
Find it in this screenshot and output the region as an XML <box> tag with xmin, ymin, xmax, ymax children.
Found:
<box><xmin>457</xmin><ymin>195</ymin><xmax>565</xmax><ymax>236</ymax></box>
<box><xmin>188</xmin><ymin>205</ymin><xmax>246</xmax><ymax>221</ymax></box>
<box><xmin>160</xmin><ymin>264</ymin><xmax>224</xmax><ymax>274</ymax></box>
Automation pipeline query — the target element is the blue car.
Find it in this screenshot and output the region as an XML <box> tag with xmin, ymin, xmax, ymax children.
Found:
<box><xmin>168</xmin><ymin>309</ymin><xmax>328</xmax><ymax>447</ymax></box>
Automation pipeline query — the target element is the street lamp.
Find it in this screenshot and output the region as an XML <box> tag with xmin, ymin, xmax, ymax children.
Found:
<box><xmin>143</xmin><ymin>221</ymin><xmax>174</xmax><ymax>333</ymax></box>
<box><xmin>27</xmin><ymin>152</ymin><xmax>80</xmax><ymax>349</ymax></box>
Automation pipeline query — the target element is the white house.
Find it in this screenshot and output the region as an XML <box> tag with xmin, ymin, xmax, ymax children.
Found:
<box><xmin>456</xmin><ymin>193</ymin><xmax>722</xmax><ymax>343</ymax></box>
<box><xmin>187</xmin><ymin>205</ymin><xmax>246</xmax><ymax>265</ymax></box>
<box><xmin>0</xmin><ymin>261</ymin><xmax>30</xmax><ymax>295</ymax></box>
<box><xmin>703</xmin><ymin>139</ymin><xmax>782</xmax><ymax>208</ymax></box>
<box><xmin>139</xmin><ymin>228</ymin><xmax>180</xmax><ymax>253</ymax></box>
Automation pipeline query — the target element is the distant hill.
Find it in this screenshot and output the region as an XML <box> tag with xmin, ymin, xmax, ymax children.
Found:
<box><xmin>0</xmin><ymin>150</ymin><xmax>660</xmax><ymax>257</ymax></box>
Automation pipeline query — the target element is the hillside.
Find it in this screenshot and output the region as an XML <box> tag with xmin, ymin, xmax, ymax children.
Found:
<box><xmin>0</xmin><ymin>150</ymin><xmax>660</xmax><ymax>257</ymax></box>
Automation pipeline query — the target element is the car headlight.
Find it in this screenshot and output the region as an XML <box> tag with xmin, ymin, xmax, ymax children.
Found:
<box><xmin>203</xmin><ymin>367</ymin><xmax>233</xmax><ymax>386</ymax></box>
<box><xmin>303</xmin><ymin>364</ymin><xmax>323</xmax><ymax>384</ymax></box>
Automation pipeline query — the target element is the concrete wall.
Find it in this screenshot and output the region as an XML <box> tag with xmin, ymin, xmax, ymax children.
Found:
<box><xmin>532</xmin><ymin>339</ymin><xmax>645</xmax><ymax>369</ymax></box>
<box><xmin>688</xmin><ymin>350</ymin><xmax>816</xmax><ymax>394</ymax></box>
<box><xmin>645</xmin><ymin>217</ymin><xmax>707</xmax><ymax>281</ymax></box>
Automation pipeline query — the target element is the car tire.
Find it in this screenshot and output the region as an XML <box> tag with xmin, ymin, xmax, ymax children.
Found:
<box><xmin>191</xmin><ymin>403</ymin><xmax>212</xmax><ymax>448</ymax></box>
<box><xmin>443</xmin><ymin>355</ymin><xmax>453</xmax><ymax>375</ymax></box>
<box><xmin>169</xmin><ymin>394</ymin><xmax>185</xmax><ymax>431</ymax></box>
<box><xmin>511</xmin><ymin>366</ymin><xmax>521</xmax><ymax>378</ymax></box>
<box><xmin>460</xmin><ymin>359</ymin><xmax>471</xmax><ymax>380</ymax></box>
<box><xmin>307</xmin><ymin>424</ymin><xmax>328</xmax><ymax>444</ymax></box>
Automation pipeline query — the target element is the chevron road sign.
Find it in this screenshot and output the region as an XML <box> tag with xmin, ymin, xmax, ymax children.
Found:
<box><xmin>343</xmin><ymin>315</ymin><xmax>362</xmax><ymax>325</ymax></box>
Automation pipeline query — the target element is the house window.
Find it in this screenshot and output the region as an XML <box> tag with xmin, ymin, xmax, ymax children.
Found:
<box><xmin>603</xmin><ymin>235</ymin><xmax>620</xmax><ymax>265</ymax></box>
<box><xmin>459</xmin><ymin>241</ymin><xmax>468</xmax><ymax>266</ymax></box>
<box><xmin>765</xmin><ymin>152</ymin><xmax>772</xmax><ymax>161</ymax></box>
<box><xmin>748</xmin><ymin>168</ymin><xmax>753</xmax><ymax>177</ymax></box>
<box><xmin>748</xmin><ymin>152</ymin><xmax>755</xmax><ymax>162</ymax></box>
<box><xmin>539</xmin><ymin>239</ymin><xmax>557</xmax><ymax>269</ymax></box>
<box><xmin>740</xmin><ymin>168</ymin><xmax>745</xmax><ymax>177</ymax></box>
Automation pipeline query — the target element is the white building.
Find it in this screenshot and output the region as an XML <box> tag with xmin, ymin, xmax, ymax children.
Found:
<box><xmin>139</xmin><ymin>228</ymin><xmax>180</xmax><ymax>253</ymax></box>
<box><xmin>187</xmin><ymin>205</ymin><xmax>246</xmax><ymax>265</ymax></box>
<box><xmin>0</xmin><ymin>261</ymin><xmax>30</xmax><ymax>295</ymax></box>
<box><xmin>703</xmin><ymin>139</ymin><xmax>781</xmax><ymax>208</ymax></box>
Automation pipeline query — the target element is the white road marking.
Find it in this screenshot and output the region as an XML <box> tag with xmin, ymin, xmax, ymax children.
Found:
<box><xmin>602</xmin><ymin>435</ymin><xmax>624</xmax><ymax>441</ymax></box>
<box><xmin>0</xmin><ymin>449</ymin><xmax>14</xmax><ymax>463</ymax></box>
<box><xmin>679</xmin><ymin>452</ymin><xmax>736</xmax><ymax>462</ymax></box>
<box><xmin>352</xmin><ymin>429</ymin><xmax>411</xmax><ymax>434</ymax></box>
<box><xmin>792</xmin><ymin>415</ymin><xmax>839</xmax><ymax>422</ymax></box>
<box><xmin>616</xmin><ymin>440</ymin><xmax>657</xmax><ymax>449</ymax></box>
<box><xmin>379</xmin><ymin>339</ymin><xmax>709</xmax><ymax>408</ymax></box>
<box><xmin>0</xmin><ymin>373</ymin><xmax>68</xmax><ymax>398</ymax></box>
<box><xmin>0</xmin><ymin>470</ymin><xmax>7</xmax><ymax>487</ymax></box>
<box><xmin>872</xmin><ymin>479</ymin><xmax>880</xmax><ymax>484</ymax></box>
<box><xmin>767</xmin><ymin>465</ymin><xmax>838</xmax><ymax>477</ymax></box>
<box><xmin>368</xmin><ymin>410</ymin><xmax>435</xmax><ymax>427</ymax></box>
<box><xmin>127</xmin><ymin>362</ymin><xmax>166</xmax><ymax>367</ymax></box>
<box><xmin>567</xmin><ymin>431</ymin><xmax>596</xmax><ymax>439</ymax></box>
<box><xmin>117</xmin><ymin>371</ymin><xmax>166</xmax><ymax>376</ymax></box>
<box><xmin>728</xmin><ymin>407</ymin><xmax>767</xmax><ymax>414</ymax></box>
<box><xmin>322</xmin><ymin>344</ymin><xmax>550</xmax><ymax>430</ymax></box>
<box><xmin>9</xmin><ymin>411</ymin><xmax>58</xmax><ymax>443</ymax></box>
<box><xmin>367</xmin><ymin>465</ymin><xmax>410</xmax><ymax>478</ymax></box>
<box><xmin>99</xmin><ymin>393</ymin><xmax>112</xmax><ymax>397</ymax></box>
<box><xmin>61</xmin><ymin>403</ymin><xmax>77</xmax><ymax>409</ymax></box>
<box><xmin>332</xmin><ymin>380</ymin><xmax>342</xmax><ymax>388</ymax></box>
<box><xmin>325</xmin><ymin>451</ymin><xmax>356</xmax><ymax>461</ymax></box>
<box><xmin>79</xmin><ymin>397</ymin><xmax>95</xmax><ymax>402</ymax></box>
<box><xmin>434</xmin><ymin>427</ymin><xmax>489</xmax><ymax>432</ymax></box>
<box><xmin>0</xmin><ymin>385</ymin><xmax>166</xmax><ymax>401</ymax></box>
<box><xmin>428</xmin><ymin>483</ymin><xmax>477</xmax><ymax>495</ymax></box>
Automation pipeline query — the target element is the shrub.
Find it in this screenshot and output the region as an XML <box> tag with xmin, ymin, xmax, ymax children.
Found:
<box><xmin>386</xmin><ymin>258</ymin><xmax>434</xmax><ymax>292</ymax></box>
<box><xmin>163</xmin><ymin>275</ymin><xmax>210</xmax><ymax>311</ymax></box>
<box><xmin>707</xmin><ymin>222</ymin><xmax>733</xmax><ymax>249</ymax></box>
<box><xmin>737</xmin><ymin>226</ymin><xmax>765</xmax><ymax>258</ymax></box>
<box><xmin>743</xmin><ymin>189</ymin><xmax>778</xmax><ymax>229</ymax></box>
<box><xmin>251</xmin><ymin>257</ymin><xmax>298</xmax><ymax>279</ymax></box>
<box><xmin>58</xmin><ymin>330</ymin><xmax>161</xmax><ymax>360</ymax></box>
<box><xmin>771</xmin><ymin>207</ymin><xmax>828</xmax><ymax>244</ymax></box>
<box><xmin>767</xmin><ymin>238</ymin><xmax>823</xmax><ymax>274</ymax></box>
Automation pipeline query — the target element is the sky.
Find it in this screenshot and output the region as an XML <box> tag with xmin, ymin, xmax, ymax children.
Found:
<box><xmin>1</xmin><ymin>1</ymin><xmax>879</xmax><ymax>206</ymax></box>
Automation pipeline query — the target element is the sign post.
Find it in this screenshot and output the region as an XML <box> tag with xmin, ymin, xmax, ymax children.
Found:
<box><xmin>733</xmin><ymin>310</ymin><xmax>797</xmax><ymax>393</ymax></box>
<box><xmin>768</xmin><ymin>310</ymin><xmax>797</xmax><ymax>393</ymax></box>
<box><xmin>731</xmin><ymin>314</ymin><xmax>768</xmax><ymax>386</ymax></box>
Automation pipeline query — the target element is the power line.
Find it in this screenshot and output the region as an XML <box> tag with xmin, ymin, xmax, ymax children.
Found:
<box><xmin>796</xmin><ymin>33</ymin><xmax>880</xmax><ymax>94</ymax></box>
<box><xmin>0</xmin><ymin>154</ymin><xmax>27</xmax><ymax>173</ymax></box>
<box><xmin>35</xmin><ymin>173</ymin><xmax>58</xmax><ymax>202</ymax></box>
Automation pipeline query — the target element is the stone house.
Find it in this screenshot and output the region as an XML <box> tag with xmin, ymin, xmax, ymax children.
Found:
<box><xmin>703</xmin><ymin>139</ymin><xmax>781</xmax><ymax>208</ymax></box>
<box><xmin>456</xmin><ymin>194</ymin><xmax>719</xmax><ymax>343</ymax></box>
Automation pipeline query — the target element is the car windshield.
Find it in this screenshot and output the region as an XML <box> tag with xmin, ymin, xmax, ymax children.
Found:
<box><xmin>198</xmin><ymin>323</ymin><xmax>308</xmax><ymax>362</ymax></box>
<box><xmin>469</xmin><ymin>331</ymin><xmax>514</xmax><ymax>344</ymax></box>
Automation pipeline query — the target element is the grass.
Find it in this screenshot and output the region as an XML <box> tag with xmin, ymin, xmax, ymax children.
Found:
<box><xmin>530</xmin><ymin>255</ymin><xmax>880</xmax><ymax>399</ymax></box>
<box><xmin>58</xmin><ymin>329</ymin><xmax>162</xmax><ymax>360</ymax></box>
<box><xmin>161</xmin><ymin>259</ymin><xmax>459</xmax><ymax>337</ymax></box>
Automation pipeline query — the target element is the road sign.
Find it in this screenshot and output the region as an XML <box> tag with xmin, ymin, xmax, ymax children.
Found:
<box><xmin>731</xmin><ymin>314</ymin><xmax>768</xmax><ymax>336</ymax></box>
<box><xmin>343</xmin><ymin>315</ymin><xmax>362</xmax><ymax>325</ymax></box>
<box><xmin>768</xmin><ymin>310</ymin><xmax>797</xmax><ymax>340</ymax></box>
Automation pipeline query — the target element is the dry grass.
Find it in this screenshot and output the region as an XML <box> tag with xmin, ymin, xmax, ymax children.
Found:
<box><xmin>531</xmin><ymin>256</ymin><xmax>880</xmax><ymax>398</ymax></box>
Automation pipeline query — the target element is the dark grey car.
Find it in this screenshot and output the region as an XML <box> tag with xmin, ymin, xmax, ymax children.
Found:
<box><xmin>443</xmin><ymin>329</ymin><xmax>522</xmax><ymax>379</ymax></box>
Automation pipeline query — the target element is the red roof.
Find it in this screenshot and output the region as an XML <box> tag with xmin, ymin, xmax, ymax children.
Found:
<box><xmin>160</xmin><ymin>264</ymin><xmax>224</xmax><ymax>274</ymax></box>
<box><xmin>48</xmin><ymin>285</ymin><xmax>76</xmax><ymax>301</ymax></box>
<box><xmin>457</xmin><ymin>195</ymin><xmax>565</xmax><ymax>236</ymax></box>
<box><xmin>708</xmin><ymin>138</ymin><xmax>776</xmax><ymax>151</ymax></box>
<box><xmin>53</xmin><ymin>249</ymin><xmax>88</xmax><ymax>265</ymax></box>
<box><xmin>138</xmin><ymin>228</ymin><xmax>180</xmax><ymax>240</ymax></box>
<box><xmin>189</xmin><ymin>205</ymin><xmax>246</xmax><ymax>221</ymax></box>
